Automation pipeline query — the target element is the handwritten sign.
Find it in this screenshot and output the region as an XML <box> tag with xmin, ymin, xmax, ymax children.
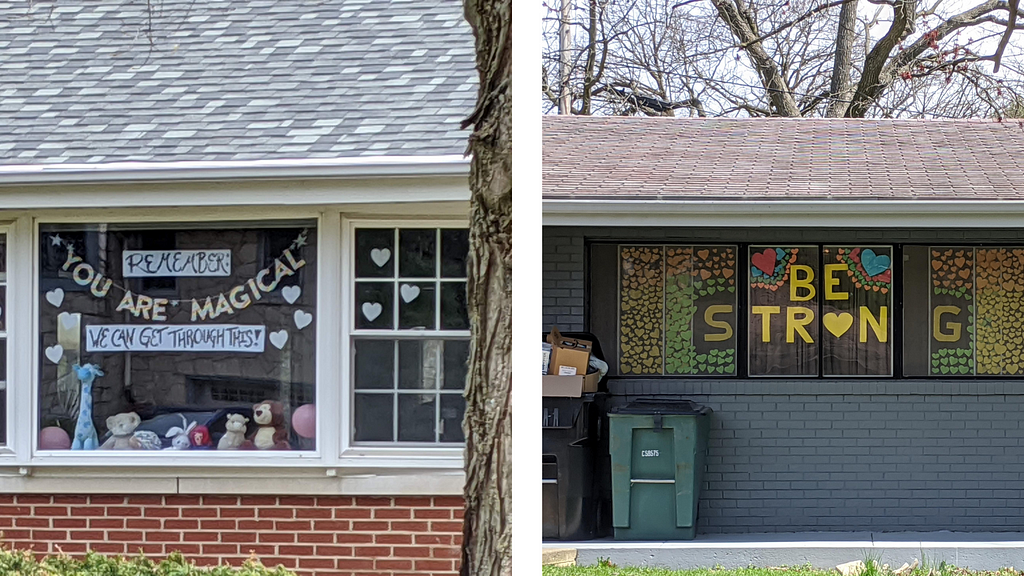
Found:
<box><xmin>85</xmin><ymin>324</ymin><xmax>265</xmax><ymax>353</ymax></box>
<box><xmin>122</xmin><ymin>250</ymin><xmax>232</xmax><ymax>277</ymax></box>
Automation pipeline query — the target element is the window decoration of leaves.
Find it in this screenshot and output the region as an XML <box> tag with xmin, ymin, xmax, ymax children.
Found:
<box><xmin>748</xmin><ymin>246</ymin><xmax>819</xmax><ymax>376</ymax></box>
<box><xmin>619</xmin><ymin>245</ymin><xmax>737</xmax><ymax>376</ymax></box>
<box><xmin>822</xmin><ymin>247</ymin><xmax>892</xmax><ymax>376</ymax></box>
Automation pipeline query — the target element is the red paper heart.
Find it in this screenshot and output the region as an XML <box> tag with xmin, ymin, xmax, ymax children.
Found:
<box><xmin>751</xmin><ymin>248</ymin><xmax>777</xmax><ymax>276</ymax></box>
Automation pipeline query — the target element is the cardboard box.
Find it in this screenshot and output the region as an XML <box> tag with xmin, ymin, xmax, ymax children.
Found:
<box><xmin>546</xmin><ymin>327</ymin><xmax>592</xmax><ymax>376</ymax></box>
<box><xmin>542</xmin><ymin>371</ymin><xmax>601</xmax><ymax>397</ymax></box>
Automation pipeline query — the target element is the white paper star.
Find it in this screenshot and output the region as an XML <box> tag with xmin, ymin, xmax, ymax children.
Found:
<box><xmin>171</xmin><ymin>300</ymin><xmax>179</xmax><ymax>306</ymax></box>
<box><xmin>50</xmin><ymin>234</ymin><xmax>63</xmax><ymax>247</ymax></box>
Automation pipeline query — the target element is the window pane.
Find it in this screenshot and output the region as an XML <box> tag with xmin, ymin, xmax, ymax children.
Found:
<box><xmin>354</xmin><ymin>394</ymin><xmax>393</xmax><ymax>442</ymax></box>
<box><xmin>975</xmin><ymin>248</ymin><xmax>1024</xmax><ymax>375</ymax></box>
<box><xmin>442</xmin><ymin>340</ymin><xmax>469</xmax><ymax>390</ymax></box>
<box><xmin>356</xmin><ymin>228</ymin><xmax>394</xmax><ymax>278</ymax></box>
<box><xmin>619</xmin><ymin>246</ymin><xmax>664</xmax><ymax>375</ymax></box>
<box><xmin>440</xmin><ymin>282</ymin><xmax>469</xmax><ymax>330</ymax></box>
<box><xmin>399</xmin><ymin>340</ymin><xmax>441</xmax><ymax>390</ymax></box>
<box><xmin>399</xmin><ymin>229</ymin><xmax>436</xmax><ymax>278</ymax></box>
<box><xmin>822</xmin><ymin>246</ymin><xmax>893</xmax><ymax>376</ymax></box>
<box><xmin>398</xmin><ymin>393</ymin><xmax>436</xmax><ymax>442</ymax></box>
<box><xmin>902</xmin><ymin>246</ymin><xmax>931</xmax><ymax>376</ymax></box>
<box><xmin>355</xmin><ymin>340</ymin><xmax>394</xmax><ymax>390</ymax></box>
<box><xmin>441</xmin><ymin>229</ymin><xmax>469</xmax><ymax>278</ymax></box>
<box><xmin>748</xmin><ymin>246</ymin><xmax>819</xmax><ymax>376</ymax></box>
<box><xmin>440</xmin><ymin>394</ymin><xmax>465</xmax><ymax>443</ymax></box>
<box><xmin>928</xmin><ymin>247</ymin><xmax>976</xmax><ymax>376</ymax></box>
<box><xmin>665</xmin><ymin>245</ymin><xmax>738</xmax><ymax>376</ymax></box>
<box><xmin>398</xmin><ymin>282</ymin><xmax>436</xmax><ymax>330</ymax></box>
<box><xmin>355</xmin><ymin>282</ymin><xmax>394</xmax><ymax>330</ymax></box>
<box><xmin>0</xmin><ymin>286</ymin><xmax>5</xmax><ymax>331</ymax></box>
<box><xmin>37</xmin><ymin>222</ymin><xmax>317</xmax><ymax>452</ymax></box>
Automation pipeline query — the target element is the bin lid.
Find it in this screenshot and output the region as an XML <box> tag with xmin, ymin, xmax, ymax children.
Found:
<box><xmin>609</xmin><ymin>398</ymin><xmax>712</xmax><ymax>416</ymax></box>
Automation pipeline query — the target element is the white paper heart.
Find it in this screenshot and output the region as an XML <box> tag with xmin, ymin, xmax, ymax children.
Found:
<box><xmin>370</xmin><ymin>248</ymin><xmax>391</xmax><ymax>268</ymax></box>
<box><xmin>58</xmin><ymin>311</ymin><xmax>77</xmax><ymax>330</ymax></box>
<box><xmin>362</xmin><ymin>302</ymin><xmax>383</xmax><ymax>322</ymax></box>
<box><xmin>400</xmin><ymin>284</ymin><xmax>420</xmax><ymax>303</ymax></box>
<box><xmin>282</xmin><ymin>285</ymin><xmax>301</xmax><ymax>304</ymax></box>
<box><xmin>44</xmin><ymin>344</ymin><xmax>64</xmax><ymax>364</ymax></box>
<box><xmin>294</xmin><ymin>310</ymin><xmax>313</xmax><ymax>330</ymax></box>
<box><xmin>45</xmin><ymin>288</ymin><xmax>64</xmax><ymax>308</ymax></box>
<box><xmin>269</xmin><ymin>330</ymin><xmax>289</xmax><ymax>350</ymax></box>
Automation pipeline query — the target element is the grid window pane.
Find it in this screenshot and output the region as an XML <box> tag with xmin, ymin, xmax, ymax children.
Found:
<box><xmin>351</xmin><ymin>226</ymin><xmax>469</xmax><ymax>445</ymax></box>
<box><xmin>354</xmin><ymin>340</ymin><xmax>394</xmax><ymax>390</ymax></box>
<box><xmin>398</xmin><ymin>394</ymin><xmax>436</xmax><ymax>442</ymax></box>
<box><xmin>354</xmin><ymin>394</ymin><xmax>394</xmax><ymax>442</ymax></box>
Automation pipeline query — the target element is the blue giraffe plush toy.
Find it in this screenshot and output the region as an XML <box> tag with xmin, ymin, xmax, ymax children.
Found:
<box><xmin>71</xmin><ymin>363</ymin><xmax>104</xmax><ymax>450</ymax></box>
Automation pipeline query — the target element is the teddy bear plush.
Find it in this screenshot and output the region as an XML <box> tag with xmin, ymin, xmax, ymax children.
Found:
<box><xmin>98</xmin><ymin>412</ymin><xmax>141</xmax><ymax>450</ymax></box>
<box><xmin>240</xmin><ymin>400</ymin><xmax>290</xmax><ymax>450</ymax></box>
<box><xmin>217</xmin><ymin>414</ymin><xmax>249</xmax><ymax>450</ymax></box>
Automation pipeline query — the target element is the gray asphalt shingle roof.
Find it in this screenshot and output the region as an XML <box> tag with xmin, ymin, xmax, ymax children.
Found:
<box><xmin>544</xmin><ymin>116</ymin><xmax>1024</xmax><ymax>201</ymax></box>
<box><xmin>0</xmin><ymin>0</ymin><xmax>476</xmax><ymax>165</ymax></box>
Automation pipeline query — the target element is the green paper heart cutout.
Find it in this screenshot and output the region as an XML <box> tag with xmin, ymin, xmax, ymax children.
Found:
<box><xmin>940</xmin><ymin>365</ymin><xmax>950</xmax><ymax>374</ymax></box>
<box><xmin>695</xmin><ymin>354</ymin><xmax>707</xmax><ymax>362</ymax></box>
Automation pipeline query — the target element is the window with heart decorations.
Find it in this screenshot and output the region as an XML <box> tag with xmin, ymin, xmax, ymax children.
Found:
<box><xmin>748</xmin><ymin>246</ymin><xmax>821</xmax><ymax>376</ymax></box>
<box><xmin>36</xmin><ymin>222</ymin><xmax>317</xmax><ymax>453</ymax></box>
<box><xmin>351</xmin><ymin>226</ymin><xmax>469</xmax><ymax>444</ymax></box>
<box><xmin>904</xmin><ymin>246</ymin><xmax>1024</xmax><ymax>377</ymax></box>
<box><xmin>618</xmin><ymin>245</ymin><xmax>738</xmax><ymax>376</ymax></box>
<box><xmin>821</xmin><ymin>246</ymin><xmax>892</xmax><ymax>376</ymax></box>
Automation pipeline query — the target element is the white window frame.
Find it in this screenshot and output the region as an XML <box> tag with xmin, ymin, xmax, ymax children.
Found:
<box><xmin>23</xmin><ymin>208</ymin><xmax>335</xmax><ymax>468</ymax></box>
<box><xmin>339</xmin><ymin>217</ymin><xmax>467</xmax><ymax>468</ymax></box>
<box><xmin>0</xmin><ymin>221</ymin><xmax>15</xmax><ymax>458</ymax></box>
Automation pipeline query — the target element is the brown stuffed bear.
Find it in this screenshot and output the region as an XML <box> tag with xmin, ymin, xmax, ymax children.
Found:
<box><xmin>239</xmin><ymin>400</ymin><xmax>290</xmax><ymax>450</ymax></box>
<box><xmin>98</xmin><ymin>412</ymin><xmax>141</xmax><ymax>450</ymax></box>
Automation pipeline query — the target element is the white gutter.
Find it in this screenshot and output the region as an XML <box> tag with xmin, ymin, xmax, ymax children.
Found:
<box><xmin>0</xmin><ymin>155</ymin><xmax>470</xmax><ymax>185</ymax></box>
<box><xmin>543</xmin><ymin>198</ymin><xmax>1024</xmax><ymax>228</ymax></box>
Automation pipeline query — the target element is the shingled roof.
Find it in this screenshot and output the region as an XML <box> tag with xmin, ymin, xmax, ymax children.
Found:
<box><xmin>0</xmin><ymin>0</ymin><xmax>476</xmax><ymax>165</ymax></box>
<box><xmin>544</xmin><ymin>116</ymin><xmax>1024</xmax><ymax>201</ymax></box>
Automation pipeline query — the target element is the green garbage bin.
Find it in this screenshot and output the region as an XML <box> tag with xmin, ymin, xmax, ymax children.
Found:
<box><xmin>608</xmin><ymin>398</ymin><xmax>712</xmax><ymax>540</ymax></box>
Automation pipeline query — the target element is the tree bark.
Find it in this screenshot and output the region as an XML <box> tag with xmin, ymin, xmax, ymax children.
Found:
<box><xmin>846</xmin><ymin>0</ymin><xmax>916</xmax><ymax>117</ymax></box>
<box><xmin>825</xmin><ymin>0</ymin><xmax>859</xmax><ymax>117</ymax></box>
<box><xmin>460</xmin><ymin>0</ymin><xmax>512</xmax><ymax>574</ymax></box>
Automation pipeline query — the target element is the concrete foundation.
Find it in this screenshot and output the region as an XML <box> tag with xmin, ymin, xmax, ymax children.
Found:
<box><xmin>546</xmin><ymin>533</ymin><xmax>1024</xmax><ymax>571</ymax></box>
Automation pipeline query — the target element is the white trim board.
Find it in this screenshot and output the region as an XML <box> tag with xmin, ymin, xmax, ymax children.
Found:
<box><xmin>543</xmin><ymin>199</ymin><xmax>1024</xmax><ymax>228</ymax></box>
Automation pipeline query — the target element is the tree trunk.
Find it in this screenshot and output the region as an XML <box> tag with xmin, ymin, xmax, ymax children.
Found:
<box><xmin>825</xmin><ymin>0</ymin><xmax>858</xmax><ymax>117</ymax></box>
<box><xmin>460</xmin><ymin>0</ymin><xmax>512</xmax><ymax>574</ymax></box>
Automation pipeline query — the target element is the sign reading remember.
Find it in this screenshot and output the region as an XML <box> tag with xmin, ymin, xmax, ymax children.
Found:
<box><xmin>122</xmin><ymin>250</ymin><xmax>232</xmax><ymax>277</ymax></box>
<box><xmin>86</xmin><ymin>324</ymin><xmax>265</xmax><ymax>353</ymax></box>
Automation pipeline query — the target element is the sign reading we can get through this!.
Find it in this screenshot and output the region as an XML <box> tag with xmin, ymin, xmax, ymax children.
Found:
<box><xmin>122</xmin><ymin>250</ymin><xmax>232</xmax><ymax>278</ymax></box>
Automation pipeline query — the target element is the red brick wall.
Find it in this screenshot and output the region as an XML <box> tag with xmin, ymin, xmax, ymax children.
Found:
<box><xmin>0</xmin><ymin>494</ymin><xmax>464</xmax><ymax>576</ymax></box>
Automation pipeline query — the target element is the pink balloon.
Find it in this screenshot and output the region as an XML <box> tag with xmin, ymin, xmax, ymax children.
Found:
<box><xmin>39</xmin><ymin>426</ymin><xmax>71</xmax><ymax>450</ymax></box>
<box><xmin>292</xmin><ymin>404</ymin><xmax>316</xmax><ymax>439</ymax></box>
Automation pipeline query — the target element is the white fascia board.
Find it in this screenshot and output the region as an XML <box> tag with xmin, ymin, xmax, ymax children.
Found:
<box><xmin>543</xmin><ymin>199</ymin><xmax>1024</xmax><ymax>228</ymax></box>
<box><xmin>0</xmin><ymin>155</ymin><xmax>470</xmax><ymax>185</ymax></box>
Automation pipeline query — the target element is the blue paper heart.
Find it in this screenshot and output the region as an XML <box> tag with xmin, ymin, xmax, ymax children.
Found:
<box><xmin>861</xmin><ymin>249</ymin><xmax>890</xmax><ymax>277</ymax></box>
<box><xmin>751</xmin><ymin>265</ymin><xmax>763</xmax><ymax>278</ymax></box>
<box><xmin>775</xmin><ymin>248</ymin><xmax>786</xmax><ymax>260</ymax></box>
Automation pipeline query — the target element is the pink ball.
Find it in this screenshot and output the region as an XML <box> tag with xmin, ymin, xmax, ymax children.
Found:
<box><xmin>292</xmin><ymin>404</ymin><xmax>316</xmax><ymax>439</ymax></box>
<box><xmin>39</xmin><ymin>426</ymin><xmax>71</xmax><ymax>450</ymax></box>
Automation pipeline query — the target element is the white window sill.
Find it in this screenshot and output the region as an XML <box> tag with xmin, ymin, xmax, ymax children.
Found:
<box><xmin>0</xmin><ymin>465</ymin><xmax>465</xmax><ymax>495</ymax></box>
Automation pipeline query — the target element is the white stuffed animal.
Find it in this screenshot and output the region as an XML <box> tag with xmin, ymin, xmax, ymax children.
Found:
<box><xmin>165</xmin><ymin>414</ymin><xmax>197</xmax><ymax>450</ymax></box>
<box><xmin>217</xmin><ymin>413</ymin><xmax>249</xmax><ymax>450</ymax></box>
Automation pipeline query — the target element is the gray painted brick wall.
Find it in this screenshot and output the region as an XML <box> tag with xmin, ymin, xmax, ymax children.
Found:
<box><xmin>543</xmin><ymin>225</ymin><xmax>1024</xmax><ymax>533</ymax></box>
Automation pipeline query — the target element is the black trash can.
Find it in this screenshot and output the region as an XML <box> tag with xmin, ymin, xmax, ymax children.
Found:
<box><xmin>542</xmin><ymin>393</ymin><xmax>606</xmax><ymax>540</ymax></box>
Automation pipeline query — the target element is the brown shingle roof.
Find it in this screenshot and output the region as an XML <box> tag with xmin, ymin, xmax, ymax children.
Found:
<box><xmin>543</xmin><ymin>116</ymin><xmax>1024</xmax><ymax>201</ymax></box>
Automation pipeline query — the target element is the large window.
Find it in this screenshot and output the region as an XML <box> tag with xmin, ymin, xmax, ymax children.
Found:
<box><xmin>350</xmin><ymin>225</ymin><xmax>469</xmax><ymax>444</ymax></box>
<box><xmin>610</xmin><ymin>242</ymin><xmax>897</xmax><ymax>378</ymax></box>
<box><xmin>37</xmin><ymin>221</ymin><xmax>317</xmax><ymax>452</ymax></box>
